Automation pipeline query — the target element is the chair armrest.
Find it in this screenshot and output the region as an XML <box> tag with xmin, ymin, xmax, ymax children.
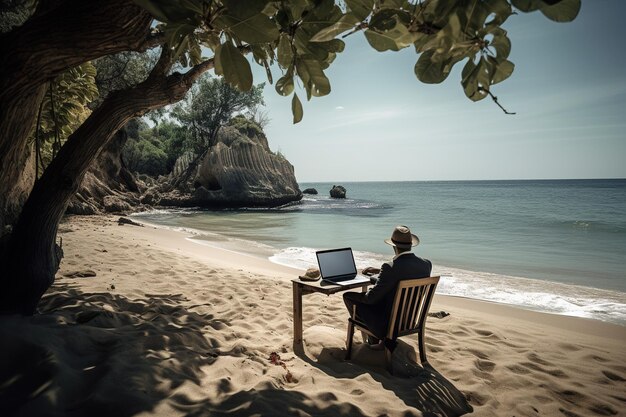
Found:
<box><xmin>348</xmin><ymin>317</ymin><xmax>369</xmax><ymax>329</ymax></box>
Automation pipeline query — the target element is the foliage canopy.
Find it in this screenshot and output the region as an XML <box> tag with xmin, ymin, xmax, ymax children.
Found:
<box><xmin>132</xmin><ymin>0</ymin><xmax>581</xmax><ymax>121</ymax></box>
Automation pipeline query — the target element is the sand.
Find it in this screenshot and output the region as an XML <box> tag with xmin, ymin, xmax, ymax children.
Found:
<box><xmin>1</xmin><ymin>214</ymin><xmax>625</xmax><ymax>417</ymax></box>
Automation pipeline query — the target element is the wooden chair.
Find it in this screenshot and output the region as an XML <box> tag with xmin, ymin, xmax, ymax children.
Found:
<box><xmin>345</xmin><ymin>276</ymin><xmax>440</xmax><ymax>373</ymax></box>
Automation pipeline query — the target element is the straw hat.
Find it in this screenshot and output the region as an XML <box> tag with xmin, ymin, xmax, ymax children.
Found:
<box><xmin>384</xmin><ymin>225</ymin><xmax>419</xmax><ymax>248</ymax></box>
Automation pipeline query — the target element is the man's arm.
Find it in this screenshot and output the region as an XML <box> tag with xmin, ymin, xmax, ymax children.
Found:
<box><xmin>361</xmin><ymin>262</ymin><xmax>396</xmax><ymax>305</ymax></box>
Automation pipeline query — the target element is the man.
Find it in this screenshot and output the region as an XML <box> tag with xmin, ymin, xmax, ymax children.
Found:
<box><xmin>343</xmin><ymin>225</ymin><xmax>432</xmax><ymax>349</ymax></box>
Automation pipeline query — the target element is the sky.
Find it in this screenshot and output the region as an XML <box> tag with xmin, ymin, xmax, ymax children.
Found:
<box><xmin>250</xmin><ymin>1</ymin><xmax>626</xmax><ymax>182</ymax></box>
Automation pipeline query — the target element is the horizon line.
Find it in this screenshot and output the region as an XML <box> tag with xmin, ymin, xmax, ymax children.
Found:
<box><xmin>297</xmin><ymin>177</ymin><xmax>626</xmax><ymax>183</ymax></box>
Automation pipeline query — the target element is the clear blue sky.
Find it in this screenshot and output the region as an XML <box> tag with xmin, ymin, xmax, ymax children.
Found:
<box><xmin>251</xmin><ymin>1</ymin><xmax>626</xmax><ymax>182</ymax></box>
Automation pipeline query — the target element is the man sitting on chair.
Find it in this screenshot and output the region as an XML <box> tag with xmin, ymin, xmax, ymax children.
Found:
<box><xmin>343</xmin><ymin>225</ymin><xmax>432</xmax><ymax>349</ymax></box>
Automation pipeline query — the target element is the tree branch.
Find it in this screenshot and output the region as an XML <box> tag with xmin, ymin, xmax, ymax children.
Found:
<box><xmin>139</xmin><ymin>32</ymin><xmax>166</xmax><ymax>51</ymax></box>
<box><xmin>148</xmin><ymin>46</ymin><xmax>174</xmax><ymax>79</ymax></box>
<box><xmin>479</xmin><ymin>87</ymin><xmax>516</xmax><ymax>115</ymax></box>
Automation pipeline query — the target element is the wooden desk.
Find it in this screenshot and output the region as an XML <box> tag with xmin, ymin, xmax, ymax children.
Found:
<box><xmin>292</xmin><ymin>278</ymin><xmax>370</xmax><ymax>346</ymax></box>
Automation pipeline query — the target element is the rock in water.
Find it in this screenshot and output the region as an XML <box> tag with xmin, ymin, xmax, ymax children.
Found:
<box><xmin>329</xmin><ymin>185</ymin><xmax>346</xmax><ymax>199</ymax></box>
<box><xmin>162</xmin><ymin>126</ymin><xmax>302</xmax><ymax>208</ymax></box>
<box><xmin>302</xmin><ymin>188</ymin><xmax>318</xmax><ymax>195</ymax></box>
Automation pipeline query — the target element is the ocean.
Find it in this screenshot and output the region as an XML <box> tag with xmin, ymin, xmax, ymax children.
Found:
<box><xmin>132</xmin><ymin>179</ymin><xmax>626</xmax><ymax>325</ymax></box>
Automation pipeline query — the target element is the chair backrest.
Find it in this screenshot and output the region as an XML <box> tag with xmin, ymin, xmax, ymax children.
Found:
<box><xmin>386</xmin><ymin>276</ymin><xmax>440</xmax><ymax>339</ymax></box>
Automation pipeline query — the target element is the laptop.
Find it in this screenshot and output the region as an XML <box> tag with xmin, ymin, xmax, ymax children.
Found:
<box><xmin>315</xmin><ymin>247</ymin><xmax>371</xmax><ymax>286</ymax></box>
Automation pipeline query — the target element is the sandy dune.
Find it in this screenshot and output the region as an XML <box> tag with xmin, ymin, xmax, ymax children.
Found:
<box><xmin>1</xmin><ymin>215</ymin><xmax>625</xmax><ymax>417</ymax></box>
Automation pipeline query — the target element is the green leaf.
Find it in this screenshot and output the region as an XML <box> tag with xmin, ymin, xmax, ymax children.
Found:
<box><xmin>220</xmin><ymin>0</ymin><xmax>269</xmax><ymax>17</ymax></box>
<box><xmin>296</xmin><ymin>57</ymin><xmax>331</xmax><ymax>97</ymax></box>
<box><xmin>369</xmin><ymin>9</ymin><xmax>408</xmax><ymax>32</ymax></box>
<box><xmin>216</xmin><ymin>0</ymin><xmax>279</xmax><ymax>44</ymax></box>
<box><xmin>422</xmin><ymin>0</ymin><xmax>458</xmax><ymax>27</ymax></box>
<box><xmin>215</xmin><ymin>14</ymin><xmax>277</xmax><ymax>44</ymax></box>
<box><xmin>294</xmin><ymin>30</ymin><xmax>335</xmax><ymax>62</ymax></box>
<box><xmin>364</xmin><ymin>18</ymin><xmax>413</xmax><ymax>52</ymax></box>
<box><xmin>310</xmin><ymin>14</ymin><xmax>360</xmax><ymax>42</ymax></box>
<box><xmin>325</xmin><ymin>39</ymin><xmax>345</xmax><ymax>53</ymax></box>
<box><xmin>489</xmin><ymin>28</ymin><xmax>511</xmax><ymax>62</ymax></box>
<box><xmin>539</xmin><ymin>0</ymin><xmax>581</xmax><ymax>22</ymax></box>
<box><xmin>510</xmin><ymin>0</ymin><xmax>542</xmax><ymax>12</ymax></box>
<box><xmin>292</xmin><ymin>93</ymin><xmax>303</xmax><ymax>124</ymax></box>
<box><xmin>461</xmin><ymin>58</ymin><xmax>485</xmax><ymax>101</ymax></box>
<box><xmin>286</xmin><ymin>0</ymin><xmax>310</xmax><ymax>21</ymax></box>
<box><xmin>490</xmin><ymin>58</ymin><xmax>515</xmax><ymax>84</ymax></box>
<box><xmin>277</xmin><ymin>34</ymin><xmax>294</xmax><ymax>68</ymax></box>
<box><xmin>377</xmin><ymin>0</ymin><xmax>403</xmax><ymax>9</ymax></box>
<box><xmin>484</xmin><ymin>0</ymin><xmax>513</xmax><ymax>25</ymax></box>
<box><xmin>345</xmin><ymin>0</ymin><xmax>374</xmax><ymax>21</ymax></box>
<box><xmin>215</xmin><ymin>42</ymin><xmax>253</xmax><ymax>91</ymax></box>
<box><xmin>263</xmin><ymin>60</ymin><xmax>273</xmax><ymax>85</ymax></box>
<box><xmin>414</xmin><ymin>50</ymin><xmax>450</xmax><ymax>84</ymax></box>
<box><xmin>275</xmin><ymin>74</ymin><xmax>294</xmax><ymax>96</ymax></box>
<box><xmin>461</xmin><ymin>0</ymin><xmax>490</xmax><ymax>35</ymax></box>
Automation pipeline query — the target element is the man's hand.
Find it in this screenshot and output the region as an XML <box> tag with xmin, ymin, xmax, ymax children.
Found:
<box><xmin>362</xmin><ymin>266</ymin><xmax>381</xmax><ymax>276</ymax></box>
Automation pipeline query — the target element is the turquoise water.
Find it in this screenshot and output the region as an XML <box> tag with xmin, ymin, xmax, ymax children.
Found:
<box><xmin>133</xmin><ymin>179</ymin><xmax>626</xmax><ymax>324</ymax></box>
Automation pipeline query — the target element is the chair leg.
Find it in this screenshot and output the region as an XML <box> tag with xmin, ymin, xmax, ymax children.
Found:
<box><xmin>418</xmin><ymin>329</ymin><xmax>427</xmax><ymax>364</ymax></box>
<box><xmin>345</xmin><ymin>321</ymin><xmax>355</xmax><ymax>360</ymax></box>
<box><xmin>385</xmin><ymin>346</ymin><xmax>393</xmax><ymax>375</ymax></box>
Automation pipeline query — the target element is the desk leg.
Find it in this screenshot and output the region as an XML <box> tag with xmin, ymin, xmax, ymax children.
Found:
<box><xmin>293</xmin><ymin>282</ymin><xmax>303</xmax><ymax>346</ymax></box>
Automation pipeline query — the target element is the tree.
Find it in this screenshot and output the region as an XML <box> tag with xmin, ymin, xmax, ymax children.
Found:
<box><xmin>174</xmin><ymin>76</ymin><xmax>265</xmax><ymax>153</ymax></box>
<box><xmin>169</xmin><ymin>76</ymin><xmax>264</xmax><ymax>188</ymax></box>
<box><xmin>123</xmin><ymin>119</ymin><xmax>189</xmax><ymax>175</ymax></box>
<box><xmin>33</xmin><ymin>62</ymin><xmax>99</xmax><ymax>176</ymax></box>
<box><xmin>0</xmin><ymin>0</ymin><xmax>158</xmax><ymax>230</ymax></box>
<box><xmin>0</xmin><ymin>0</ymin><xmax>580</xmax><ymax>315</ymax></box>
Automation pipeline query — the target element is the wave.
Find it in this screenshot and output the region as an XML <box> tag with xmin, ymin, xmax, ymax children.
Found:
<box><xmin>282</xmin><ymin>196</ymin><xmax>391</xmax><ymax>213</ymax></box>
<box><xmin>270</xmin><ymin>247</ymin><xmax>626</xmax><ymax>326</ymax></box>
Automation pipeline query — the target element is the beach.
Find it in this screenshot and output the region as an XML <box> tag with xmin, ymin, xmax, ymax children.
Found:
<box><xmin>2</xmin><ymin>214</ymin><xmax>625</xmax><ymax>417</ymax></box>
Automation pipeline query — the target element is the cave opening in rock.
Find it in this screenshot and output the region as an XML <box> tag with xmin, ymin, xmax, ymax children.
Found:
<box><xmin>196</xmin><ymin>173</ymin><xmax>222</xmax><ymax>191</ymax></box>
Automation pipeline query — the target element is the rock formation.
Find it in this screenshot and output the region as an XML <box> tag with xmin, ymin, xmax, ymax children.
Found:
<box><xmin>67</xmin><ymin>129</ymin><xmax>142</xmax><ymax>215</ymax></box>
<box><xmin>302</xmin><ymin>188</ymin><xmax>318</xmax><ymax>195</ymax></box>
<box><xmin>329</xmin><ymin>185</ymin><xmax>346</xmax><ymax>199</ymax></box>
<box><xmin>160</xmin><ymin>125</ymin><xmax>301</xmax><ymax>208</ymax></box>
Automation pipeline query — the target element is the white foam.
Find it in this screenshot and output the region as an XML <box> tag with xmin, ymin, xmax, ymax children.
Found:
<box><xmin>270</xmin><ymin>247</ymin><xmax>626</xmax><ymax>325</ymax></box>
<box><xmin>127</xmin><ymin>214</ymin><xmax>626</xmax><ymax>325</ymax></box>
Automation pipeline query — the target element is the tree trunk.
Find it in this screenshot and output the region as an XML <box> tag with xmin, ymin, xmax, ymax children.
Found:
<box><xmin>0</xmin><ymin>53</ymin><xmax>215</xmax><ymax>315</ymax></box>
<box><xmin>0</xmin><ymin>0</ymin><xmax>154</xmax><ymax>230</ymax></box>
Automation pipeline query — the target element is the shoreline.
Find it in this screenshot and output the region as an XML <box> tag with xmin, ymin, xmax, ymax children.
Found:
<box><xmin>128</xmin><ymin>216</ymin><xmax>626</xmax><ymax>339</ymax></box>
<box><xmin>3</xmin><ymin>213</ymin><xmax>623</xmax><ymax>416</ymax></box>
<box><xmin>131</xmin><ymin>214</ymin><xmax>626</xmax><ymax>327</ymax></box>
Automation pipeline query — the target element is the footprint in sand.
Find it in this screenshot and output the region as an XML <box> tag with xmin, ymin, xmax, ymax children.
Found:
<box><xmin>466</xmin><ymin>348</ymin><xmax>489</xmax><ymax>360</ymax></box>
<box><xmin>317</xmin><ymin>392</ymin><xmax>338</xmax><ymax>401</ymax></box>
<box><xmin>474</xmin><ymin>328</ymin><xmax>501</xmax><ymax>340</ymax></box>
<box><xmin>588</xmin><ymin>403</ymin><xmax>618</xmax><ymax>416</ymax></box>
<box><xmin>506</xmin><ymin>364</ymin><xmax>532</xmax><ymax>375</ymax></box>
<box><xmin>474</xmin><ymin>358</ymin><xmax>496</xmax><ymax>373</ymax></box>
<box><xmin>601</xmin><ymin>370</ymin><xmax>625</xmax><ymax>382</ymax></box>
<box><xmin>557</xmin><ymin>342</ymin><xmax>582</xmax><ymax>352</ymax></box>
<box><xmin>522</xmin><ymin>361</ymin><xmax>568</xmax><ymax>378</ymax></box>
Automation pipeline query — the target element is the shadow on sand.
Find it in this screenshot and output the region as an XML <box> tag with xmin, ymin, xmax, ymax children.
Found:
<box><xmin>293</xmin><ymin>341</ymin><xmax>473</xmax><ymax>417</ymax></box>
<box><xmin>0</xmin><ymin>284</ymin><xmax>224</xmax><ymax>417</ymax></box>
<box><xmin>0</xmin><ymin>285</ymin><xmax>471</xmax><ymax>417</ymax></box>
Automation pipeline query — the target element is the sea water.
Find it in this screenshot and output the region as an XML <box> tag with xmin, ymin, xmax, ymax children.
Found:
<box><xmin>132</xmin><ymin>179</ymin><xmax>626</xmax><ymax>325</ymax></box>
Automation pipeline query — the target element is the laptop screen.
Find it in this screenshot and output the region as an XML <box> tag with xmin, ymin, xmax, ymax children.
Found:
<box><xmin>316</xmin><ymin>248</ymin><xmax>357</xmax><ymax>279</ymax></box>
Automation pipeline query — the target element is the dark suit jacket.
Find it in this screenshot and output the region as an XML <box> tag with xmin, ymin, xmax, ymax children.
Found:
<box><xmin>346</xmin><ymin>252</ymin><xmax>432</xmax><ymax>338</ymax></box>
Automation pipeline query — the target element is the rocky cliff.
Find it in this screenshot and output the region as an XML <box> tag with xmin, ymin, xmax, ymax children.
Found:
<box><xmin>67</xmin><ymin>129</ymin><xmax>142</xmax><ymax>215</ymax></box>
<box><xmin>160</xmin><ymin>125</ymin><xmax>301</xmax><ymax>208</ymax></box>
